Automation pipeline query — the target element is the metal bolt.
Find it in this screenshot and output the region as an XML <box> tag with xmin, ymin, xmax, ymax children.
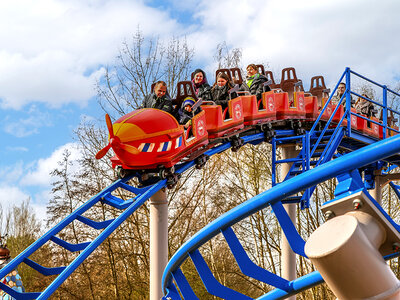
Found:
<box><xmin>353</xmin><ymin>199</ymin><xmax>363</xmax><ymax>210</ymax></box>
<box><xmin>324</xmin><ymin>210</ymin><xmax>335</xmax><ymax>220</ymax></box>
<box><xmin>392</xmin><ymin>243</ymin><xmax>400</xmax><ymax>252</ymax></box>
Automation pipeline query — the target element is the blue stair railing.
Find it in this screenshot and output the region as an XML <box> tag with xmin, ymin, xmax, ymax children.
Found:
<box><xmin>272</xmin><ymin>67</ymin><xmax>400</xmax><ymax>209</ymax></box>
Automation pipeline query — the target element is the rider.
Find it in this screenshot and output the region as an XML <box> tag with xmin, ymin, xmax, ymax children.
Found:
<box><xmin>240</xmin><ymin>64</ymin><xmax>270</xmax><ymax>100</ymax></box>
<box><xmin>141</xmin><ymin>81</ymin><xmax>174</xmax><ymax>114</ymax></box>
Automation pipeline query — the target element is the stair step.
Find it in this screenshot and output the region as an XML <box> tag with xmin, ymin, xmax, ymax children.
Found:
<box><xmin>0</xmin><ymin>282</ymin><xmax>41</xmax><ymax>299</ymax></box>
<box><xmin>276</xmin><ymin>158</ymin><xmax>302</xmax><ymax>164</ymax></box>
<box><xmin>50</xmin><ymin>236</ymin><xmax>90</xmax><ymax>252</ymax></box>
<box><xmin>101</xmin><ymin>193</ymin><xmax>133</xmax><ymax>210</ymax></box>
<box><xmin>23</xmin><ymin>258</ymin><xmax>66</xmax><ymax>276</ymax></box>
<box><xmin>295</xmin><ymin>159</ymin><xmax>318</xmax><ymax>166</ymax></box>
<box><xmin>76</xmin><ymin>215</ymin><xmax>114</xmax><ymax>230</ymax></box>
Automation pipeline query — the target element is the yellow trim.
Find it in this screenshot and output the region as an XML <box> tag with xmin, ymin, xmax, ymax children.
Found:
<box><xmin>114</xmin><ymin>109</ymin><xmax>182</xmax><ymax>143</ymax></box>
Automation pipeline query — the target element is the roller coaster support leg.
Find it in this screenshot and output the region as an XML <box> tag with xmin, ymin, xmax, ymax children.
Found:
<box><xmin>150</xmin><ymin>189</ymin><xmax>168</xmax><ymax>300</ymax></box>
<box><xmin>280</xmin><ymin>145</ymin><xmax>299</xmax><ymax>300</ymax></box>
<box><xmin>306</xmin><ymin>204</ymin><xmax>400</xmax><ymax>299</ymax></box>
<box><xmin>370</xmin><ymin>175</ymin><xmax>383</xmax><ymax>204</ymax></box>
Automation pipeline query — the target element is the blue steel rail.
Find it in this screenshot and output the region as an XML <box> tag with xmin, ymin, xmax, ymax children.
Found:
<box><xmin>162</xmin><ymin>134</ymin><xmax>400</xmax><ymax>300</ymax></box>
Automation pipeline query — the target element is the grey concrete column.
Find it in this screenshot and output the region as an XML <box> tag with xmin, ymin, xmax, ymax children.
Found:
<box><xmin>370</xmin><ymin>176</ymin><xmax>382</xmax><ymax>205</ymax></box>
<box><xmin>280</xmin><ymin>145</ymin><xmax>298</xmax><ymax>300</ymax></box>
<box><xmin>150</xmin><ymin>189</ymin><xmax>168</xmax><ymax>300</ymax></box>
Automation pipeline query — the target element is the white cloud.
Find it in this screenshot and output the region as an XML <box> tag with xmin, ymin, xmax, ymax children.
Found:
<box><xmin>188</xmin><ymin>0</ymin><xmax>400</xmax><ymax>89</ymax></box>
<box><xmin>0</xmin><ymin>185</ymin><xmax>32</xmax><ymax>226</ymax></box>
<box><xmin>0</xmin><ymin>161</ymin><xmax>25</xmax><ymax>184</ymax></box>
<box><xmin>0</xmin><ymin>186</ymin><xmax>30</xmax><ymax>208</ymax></box>
<box><xmin>1</xmin><ymin>0</ymin><xmax>400</xmax><ymax>110</ymax></box>
<box><xmin>0</xmin><ymin>142</ymin><xmax>82</xmax><ymax>226</ymax></box>
<box><xmin>6</xmin><ymin>146</ymin><xmax>29</xmax><ymax>152</ymax></box>
<box><xmin>0</xmin><ymin>185</ymin><xmax>48</xmax><ymax>229</ymax></box>
<box><xmin>3</xmin><ymin>105</ymin><xmax>53</xmax><ymax>137</ymax></box>
<box><xmin>20</xmin><ymin>142</ymin><xmax>82</xmax><ymax>187</ymax></box>
<box><xmin>0</xmin><ymin>142</ymin><xmax>83</xmax><ymax>226</ymax></box>
<box><xmin>0</xmin><ymin>0</ymin><xmax>181</xmax><ymax>109</ymax></box>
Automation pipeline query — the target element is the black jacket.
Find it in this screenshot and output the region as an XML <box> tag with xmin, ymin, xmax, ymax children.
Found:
<box><xmin>196</xmin><ymin>83</ymin><xmax>212</xmax><ymax>101</ymax></box>
<box><xmin>240</xmin><ymin>73</ymin><xmax>270</xmax><ymax>100</ymax></box>
<box><xmin>141</xmin><ymin>93</ymin><xmax>174</xmax><ymax>114</ymax></box>
<box><xmin>177</xmin><ymin>107</ymin><xmax>202</xmax><ymax>125</ymax></box>
<box><xmin>211</xmin><ymin>85</ymin><xmax>237</xmax><ymax>110</ymax></box>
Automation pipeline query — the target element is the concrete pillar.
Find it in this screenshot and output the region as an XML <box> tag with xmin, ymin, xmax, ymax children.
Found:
<box><xmin>370</xmin><ymin>176</ymin><xmax>382</xmax><ymax>205</ymax></box>
<box><xmin>280</xmin><ymin>145</ymin><xmax>299</xmax><ymax>300</ymax></box>
<box><xmin>150</xmin><ymin>189</ymin><xmax>168</xmax><ymax>300</ymax></box>
<box><xmin>305</xmin><ymin>211</ymin><xmax>400</xmax><ymax>299</ymax></box>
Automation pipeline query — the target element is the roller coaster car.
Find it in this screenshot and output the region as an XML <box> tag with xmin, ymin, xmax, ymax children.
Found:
<box><xmin>240</xmin><ymin>92</ymin><xmax>276</xmax><ymax>125</ymax></box>
<box><xmin>267</xmin><ymin>89</ymin><xmax>306</xmax><ymax>120</ymax></box>
<box><xmin>223</xmin><ymin>67</ymin><xmax>276</xmax><ymax>126</ymax></box>
<box><xmin>331</xmin><ymin>105</ymin><xmax>357</xmax><ymax>130</ymax></box>
<box><xmin>202</xmin><ymin>97</ymin><xmax>244</xmax><ymax>139</ymax></box>
<box><xmin>273</xmin><ymin>67</ymin><xmax>306</xmax><ymax>120</ymax></box>
<box><xmin>96</xmin><ymin>109</ymin><xmax>208</xmax><ymax>171</ymax></box>
<box><xmin>379</xmin><ymin>111</ymin><xmax>399</xmax><ymax>139</ymax></box>
<box><xmin>356</xmin><ymin>115</ymin><xmax>380</xmax><ymax>138</ymax></box>
<box><xmin>296</xmin><ymin>79</ymin><xmax>319</xmax><ymax>122</ymax></box>
<box><xmin>174</xmin><ymin>79</ymin><xmax>245</xmax><ymax>140</ymax></box>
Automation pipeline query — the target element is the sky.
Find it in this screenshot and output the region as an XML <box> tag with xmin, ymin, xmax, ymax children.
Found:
<box><xmin>1</xmin><ymin>0</ymin><xmax>400</xmax><ymax>227</ymax></box>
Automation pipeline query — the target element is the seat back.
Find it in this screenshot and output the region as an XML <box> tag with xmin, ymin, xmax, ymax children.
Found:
<box><xmin>264</xmin><ymin>71</ymin><xmax>280</xmax><ymax>89</ymax></box>
<box><xmin>309</xmin><ymin>76</ymin><xmax>329</xmax><ymax>103</ymax></box>
<box><xmin>215</xmin><ymin>69</ymin><xmax>232</xmax><ymax>82</ymax></box>
<box><xmin>175</xmin><ymin>81</ymin><xmax>198</xmax><ymax>107</ymax></box>
<box><xmin>280</xmin><ymin>67</ymin><xmax>300</xmax><ymax>100</ymax></box>
<box><xmin>256</xmin><ymin>64</ymin><xmax>265</xmax><ymax>75</ymax></box>
<box><xmin>230</xmin><ymin>68</ymin><xmax>243</xmax><ymax>85</ymax></box>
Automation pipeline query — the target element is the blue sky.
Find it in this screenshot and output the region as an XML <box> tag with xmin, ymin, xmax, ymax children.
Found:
<box><xmin>1</xmin><ymin>0</ymin><xmax>400</xmax><ymax>225</ymax></box>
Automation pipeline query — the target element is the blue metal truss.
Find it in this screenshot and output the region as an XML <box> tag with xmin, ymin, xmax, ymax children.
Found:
<box><xmin>0</xmin><ymin>176</ymin><xmax>166</xmax><ymax>299</ymax></box>
<box><xmin>271</xmin><ymin>67</ymin><xmax>400</xmax><ymax>209</ymax></box>
<box><xmin>162</xmin><ymin>134</ymin><xmax>400</xmax><ymax>300</ymax></box>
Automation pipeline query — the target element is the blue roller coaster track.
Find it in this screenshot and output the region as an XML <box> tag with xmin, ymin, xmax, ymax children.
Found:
<box><xmin>1</xmin><ymin>67</ymin><xmax>400</xmax><ymax>299</ymax></box>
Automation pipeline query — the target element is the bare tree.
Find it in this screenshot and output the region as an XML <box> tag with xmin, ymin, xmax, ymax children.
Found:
<box><xmin>96</xmin><ymin>28</ymin><xmax>194</xmax><ymax>119</ymax></box>
<box><xmin>214</xmin><ymin>41</ymin><xmax>242</xmax><ymax>69</ymax></box>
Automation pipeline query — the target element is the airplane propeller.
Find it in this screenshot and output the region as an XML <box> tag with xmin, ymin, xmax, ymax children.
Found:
<box><xmin>95</xmin><ymin>114</ymin><xmax>140</xmax><ymax>159</ymax></box>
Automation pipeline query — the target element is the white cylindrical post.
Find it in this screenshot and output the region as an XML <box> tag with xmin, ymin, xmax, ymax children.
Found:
<box><xmin>370</xmin><ymin>176</ymin><xmax>382</xmax><ymax>204</ymax></box>
<box><xmin>280</xmin><ymin>145</ymin><xmax>298</xmax><ymax>300</ymax></box>
<box><xmin>305</xmin><ymin>211</ymin><xmax>400</xmax><ymax>299</ymax></box>
<box><xmin>150</xmin><ymin>189</ymin><xmax>168</xmax><ymax>300</ymax></box>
